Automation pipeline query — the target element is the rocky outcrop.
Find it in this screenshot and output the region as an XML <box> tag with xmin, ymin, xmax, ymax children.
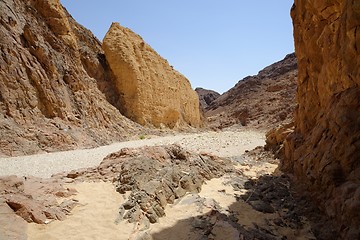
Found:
<box><xmin>277</xmin><ymin>1</ymin><xmax>360</xmax><ymax>238</ymax></box>
<box><xmin>57</xmin><ymin>144</ymin><xmax>233</xmax><ymax>224</ymax></box>
<box><xmin>0</xmin><ymin>175</ymin><xmax>78</xmax><ymax>224</ymax></box>
<box><xmin>103</xmin><ymin>23</ymin><xmax>202</xmax><ymax>129</ymax></box>
<box><xmin>205</xmin><ymin>54</ymin><xmax>297</xmax><ymax>129</ymax></box>
<box><xmin>0</xmin><ymin>0</ymin><xmax>146</xmax><ymax>156</ymax></box>
<box><xmin>195</xmin><ymin>87</ymin><xmax>220</xmax><ymax>110</ymax></box>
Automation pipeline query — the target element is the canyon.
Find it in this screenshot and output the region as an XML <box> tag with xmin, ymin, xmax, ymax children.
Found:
<box><xmin>0</xmin><ymin>0</ymin><xmax>359</xmax><ymax>239</ymax></box>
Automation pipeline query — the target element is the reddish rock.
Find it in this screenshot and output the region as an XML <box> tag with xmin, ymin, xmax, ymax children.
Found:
<box><xmin>0</xmin><ymin>176</ymin><xmax>78</xmax><ymax>224</ymax></box>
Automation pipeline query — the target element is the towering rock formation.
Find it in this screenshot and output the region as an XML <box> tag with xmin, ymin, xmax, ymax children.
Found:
<box><xmin>103</xmin><ymin>23</ymin><xmax>202</xmax><ymax>128</ymax></box>
<box><xmin>281</xmin><ymin>1</ymin><xmax>359</xmax><ymax>238</ymax></box>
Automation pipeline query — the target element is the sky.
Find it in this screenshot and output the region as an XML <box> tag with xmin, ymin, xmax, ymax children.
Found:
<box><xmin>60</xmin><ymin>1</ymin><xmax>294</xmax><ymax>94</ymax></box>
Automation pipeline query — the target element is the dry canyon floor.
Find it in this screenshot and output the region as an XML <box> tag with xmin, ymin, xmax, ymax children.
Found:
<box><xmin>1</xmin><ymin>128</ymin><xmax>330</xmax><ymax>240</ymax></box>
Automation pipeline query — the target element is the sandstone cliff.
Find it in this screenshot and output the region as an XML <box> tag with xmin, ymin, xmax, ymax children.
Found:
<box><xmin>103</xmin><ymin>23</ymin><xmax>202</xmax><ymax>129</ymax></box>
<box><xmin>204</xmin><ymin>54</ymin><xmax>297</xmax><ymax>129</ymax></box>
<box><xmin>274</xmin><ymin>1</ymin><xmax>359</xmax><ymax>238</ymax></box>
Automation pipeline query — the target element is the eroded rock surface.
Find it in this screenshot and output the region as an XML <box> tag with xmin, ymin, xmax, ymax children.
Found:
<box><xmin>59</xmin><ymin>144</ymin><xmax>233</xmax><ymax>224</ymax></box>
<box><xmin>0</xmin><ymin>0</ymin><xmax>144</xmax><ymax>157</ymax></box>
<box><xmin>0</xmin><ymin>175</ymin><xmax>78</xmax><ymax>224</ymax></box>
<box><xmin>195</xmin><ymin>87</ymin><xmax>220</xmax><ymax>110</ymax></box>
<box><xmin>276</xmin><ymin>1</ymin><xmax>360</xmax><ymax>238</ymax></box>
<box><xmin>205</xmin><ymin>53</ymin><xmax>297</xmax><ymax>130</ymax></box>
<box><xmin>103</xmin><ymin>23</ymin><xmax>202</xmax><ymax>129</ymax></box>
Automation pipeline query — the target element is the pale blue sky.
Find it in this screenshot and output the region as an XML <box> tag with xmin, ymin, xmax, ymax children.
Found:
<box><xmin>61</xmin><ymin>1</ymin><xmax>294</xmax><ymax>94</ymax></box>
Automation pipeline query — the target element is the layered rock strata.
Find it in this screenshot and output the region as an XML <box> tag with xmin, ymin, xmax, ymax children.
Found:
<box><xmin>103</xmin><ymin>23</ymin><xmax>202</xmax><ymax>128</ymax></box>
<box><xmin>0</xmin><ymin>0</ymin><xmax>144</xmax><ymax>156</ymax></box>
<box><xmin>277</xmin><ymin>1</ymin><xmax>360</xmax><ymax>238</ymax></box>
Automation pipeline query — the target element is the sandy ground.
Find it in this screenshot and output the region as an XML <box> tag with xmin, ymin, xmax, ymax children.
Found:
<box><xmin>27</xmin><ymin>182</ymin><xmax>132</xmax><ymax>240</ymax></box>
<box><xmin>0</xmin><ymin>129</ymin><xmax>265</xmax><ymax>178</ymax></box>
<box><xmin>1</xmin><ymin>129</ymin><xmax>272</xmax><ymax>240</ymax></box>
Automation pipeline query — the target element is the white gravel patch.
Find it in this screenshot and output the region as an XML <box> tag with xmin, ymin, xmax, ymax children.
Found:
<box><xmin>0</xmin><ymin>130</ymin><xmax>265</xmax><ymax>178</ymax></box>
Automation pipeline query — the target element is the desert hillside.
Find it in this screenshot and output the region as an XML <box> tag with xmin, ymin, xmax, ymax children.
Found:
<box><xmin>203</xmin><ymin>53</ymin><xmax>297</xmax><ymax>129</ymax></box>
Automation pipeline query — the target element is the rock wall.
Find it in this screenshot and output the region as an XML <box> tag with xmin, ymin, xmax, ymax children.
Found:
<box><xmin>0</xmin><ymin>0</ymin><xmax>144</xmax><ymax>156</ymax></box>
<box><xmin>284</xmin><ymin>1</ymin><xmax>360</xmax><ymax>238</ymax></box>
<box><xmin>103</xmin><ymin>23</ymin><xmax>202</xmax><ymax>129</ymax></box>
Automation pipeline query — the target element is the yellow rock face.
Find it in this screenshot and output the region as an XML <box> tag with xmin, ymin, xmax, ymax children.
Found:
<box><xmin>284</xmin><ymin>1</ymin><xmax>360</xmax><ymax>238</ymax></box>
<box><xmin>103</xmin><ymin>23</ymin><xmax>202</xmax><ymax>128</ymax></box>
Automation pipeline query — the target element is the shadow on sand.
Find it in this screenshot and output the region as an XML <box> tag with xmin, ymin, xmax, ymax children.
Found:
<box><xmin>151</xmin><ymin>174</ymin><xmax>338</xmax><ymax>240</ymax></box>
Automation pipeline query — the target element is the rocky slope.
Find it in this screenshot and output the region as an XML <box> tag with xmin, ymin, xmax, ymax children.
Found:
<box><xmin>0</xmin><ymin>0</ymin><xmax>201</xmax><ymax>157</ymax></box>
<box><xmin>195</xmin><ymin>87</ymin><xmax>220</xmax><ymax>110</ymax></box>
<box><xmin>204</xmin><ymin>53</ymin><xmax>297</xmax><ymax>129</ymax></box>
<box><xmin>0</xmin><ymin>0</ymin><xmax>143</xmax><ymax>157</ymax></box>
<box><xmin>268</xmin><ymin>1</ymin><xmax>360</xmax><ymax>238</ymax></box>
<box><xmin>103</xmin><ymin>23</ymin><xmax>202</xmax><ymax>129</ymax></box>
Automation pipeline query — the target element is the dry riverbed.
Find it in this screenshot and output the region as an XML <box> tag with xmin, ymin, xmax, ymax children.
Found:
<box><xmin>1</xmin><ymin>129</ymin><xmax>330</xmax><ymax>240</ymax></box>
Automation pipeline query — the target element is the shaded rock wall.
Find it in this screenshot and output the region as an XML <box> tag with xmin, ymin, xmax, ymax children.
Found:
<box><xmin>284</xmin><ymin>1</ymin><xmax>360</xmax><ymax>238</ymax></box>
<box><xmin>103</xmin><ymin>23</ymin><xmax>202</xmax><ymax>129</ymax></box>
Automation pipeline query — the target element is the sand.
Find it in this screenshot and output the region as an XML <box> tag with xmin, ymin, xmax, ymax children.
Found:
<box><xmin>1</xmin><ymin>129</ymin><xmax>272</xmax><ymax>240</ymax></box>
<box><xmin>27</xmin><ymin>182</ymin><xmax>132</xmax><ymax>240</ymax></box>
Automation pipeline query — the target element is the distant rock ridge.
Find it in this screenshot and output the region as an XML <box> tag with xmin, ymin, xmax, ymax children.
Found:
<box><xmin>204</xmin><ymin>53</ymin><xmax>297</xmax><ymax>129</ymax></box>
<box><xmin>195</xmin><ymin>87</ymin><xmax>220</xmax><ymax>110</ymax></box>
<box><xmin>102</xmin><ymin>23</ymin><xmax>202</xmax><ymax>129</ymax></box>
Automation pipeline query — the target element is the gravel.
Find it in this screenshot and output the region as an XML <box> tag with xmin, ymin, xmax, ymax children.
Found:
<box><xmin>0</xmin><ymin>130</ymin><xmax>265</xmax><ymax>178</ymax></box>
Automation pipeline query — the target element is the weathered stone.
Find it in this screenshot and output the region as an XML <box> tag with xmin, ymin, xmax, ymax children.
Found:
<box><xmin>0</xmin><ymin>0</ymin><xmax>145</xmax><ymax>157</ymax></box>
<box><xmin>0</xmin><ymin>175</ymin><xmax>78</xmax><ymax>224</ymax></box>
<box><xmin>195</xmin><ymin>87</ymin><xmax>220</xmax><ymax>110</ymax></box>
<box><xmin>249</xmin><ymin>200</ymin><xmax>274</xmax><ymax>214</ymax></box>
<box><xmin>281</xmin><ymin>1</ymin><xmax>360</xmax><ymax>238</ymax></box>
<box><xmin>102</xmin><ymin>22</ymin><xmax>202</xmax><ymax>129</ymax></box>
